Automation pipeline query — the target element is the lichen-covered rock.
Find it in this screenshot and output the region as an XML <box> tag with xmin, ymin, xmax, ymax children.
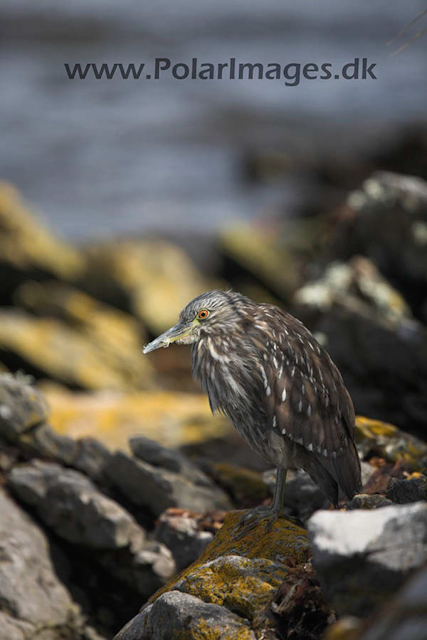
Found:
<box><xmin>292</xmin><ymin>257</ymin><xmax>427</xmax><ymax>435</ymax></box>
<box><xmin>80</xmin><ymin>239</ymin><xmax>210</xmax><ymax>334</ymax></box>
<box><xmin>115</xmin><ymin>510</ymin><xmax>312</xmax><ymax>639</ymax></box>
<box><xmin>15</xmin><ymin>281</ymin><xmax>154</xmax><ymax>390</ymax></box>
<box><xmin>106</xmin><ymin>451</ymin><xmax>231</xmax><ymax>516</ymax></box>
<box><xmin>0</xmin><ymin>309</ymin><xmax>153</xmax><ymax>391</ymax></box>
<box><xmin>0</xmin><ymin>372</ymin><xmax>49</xmax><ymax>443</ymax></box>
<box><xmin>309</xmin><ymin>502</ymin><xmax>427</xmax><ymax>616</ymax></box>
<box><xmin>8</xmin><ymin>460</ymin><xmax>145</xmax><ymax>550</ymax></box>
<box><xmin>219</xmin><ymin>224</ymin><xmax>303</xmax><ymax>302</ymax></box>
<box><xmin>328</xmin><ymin>171</ymin><xmax>427</xmax><ymax>322</ymax></box>
<box><xmin>0</xmin><ymin>183</ymin><xmax>85</xmax><ymax>304</ymax></box>
<box><xmin>154</xmin><ymin>510</ymin><xmax>214</xmax><ymax>572</ymax></box>
<box><xmin>115</xmin><ymin>591</ymin><xmax>256</xmax><ymax>640</ymax></box>
<box><xmin>0</xmin><ymin>488</ymin><xmax>87</xmax><ymax>639</ymax></box>
<box><xmin>44</xmin><ymin>386</ymin><xmax>231</xmax><ymax>453</ymax></box>
<box><xmin>355</xmin><ymin>416</ymin><xmax>427</xmax><ymax>472</ymax></box>
<box><xmin>211</xmin><ymin>462</ymin><xmax>270</xmax><ymax>508</ymax></box>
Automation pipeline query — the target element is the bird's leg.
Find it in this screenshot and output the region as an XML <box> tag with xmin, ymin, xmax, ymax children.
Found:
<box><xmin>234</xmin><ymin>466</ymin><xmax>288</xmax><ymax>538</ymax></box>
<box><xmin>270</xmin><ymin>466</ymin><xmax>287</xmax><ymax>514</ymax></box>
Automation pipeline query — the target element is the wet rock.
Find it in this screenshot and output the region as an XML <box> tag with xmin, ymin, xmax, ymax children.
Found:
<box><xmin>0</xmin><ymin>308</ymin><xmax>153</xmax><ymax>392</ymax></box>
<box><xmin>106</xmin><ymin>451</ymin><xmax>231</xmax><ymax>517</ymax></box>
<box><xmin>0</xmin><ymin>488</ymin><xmax>85</xmax><ymax>638</ymax></box>
<box><xmin>309</xmin><ymin>502</ymin><xmax>427</xmax><ymax>616</ymax></box>
<box><xmin>345</xmin><ymin>494</ymin><xmax>394</xmax><ymax>510</ymax></box>
<box><xmin>81</xmin><ymin>239</ymin><xmax>210</xmax><ymax>334</ymax></box>
<box><xmin>8</xmin><ymin>460</ymin><xmax>145</xmax><ymax>550</ymax></box>
<box><xmin>153</xmin><ymin>510</ymin><xmax>214</xmax><ymax>572</ymax></box>
<box><xmin>115</xmin><ymin>591</ymin><xmax>256</xmax><ymax>640</ymax></box>
<box><xmin>0</xmin><ymin>372</ymin><xmax>49</xmax><ymax>443</ymax></box>
<box><xmin>15</xmin><ymin>281</ymin><xmax>154</xmax><ymax>390</ymax></box>
<box><xmin>0</xmin><ymin>183</ymin><xmax>84</xmax><ymax>305</ymax></box>
<box><xmin>386</xmin><ymin>475</ymin><xmax>427</xmax><ymax>504</ymax></box>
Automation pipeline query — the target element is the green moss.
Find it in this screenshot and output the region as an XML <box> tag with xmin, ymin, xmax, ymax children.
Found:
<box><xmin>212</xmin><ymin>463</ymin><xmax>270</xmax><ymax>507</ymax></box>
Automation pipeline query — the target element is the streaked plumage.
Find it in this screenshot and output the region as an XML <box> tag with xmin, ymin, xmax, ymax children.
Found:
<box><xmin>143</xmin><ymin>290</ymin><xmax>361</xmax><ymax>509</ymax></box>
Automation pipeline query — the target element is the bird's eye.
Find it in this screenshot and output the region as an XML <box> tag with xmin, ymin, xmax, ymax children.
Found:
<box><xmin>197</xmin><ymin>309</ymin><xmax>210</xmax><ymax>320</ymax></box>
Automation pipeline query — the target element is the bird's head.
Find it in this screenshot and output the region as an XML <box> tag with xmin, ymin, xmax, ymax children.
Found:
<box><xmin>142</xmin><ymin>290</ymin><xmax>246</xmax><ymax>353</ymax></box>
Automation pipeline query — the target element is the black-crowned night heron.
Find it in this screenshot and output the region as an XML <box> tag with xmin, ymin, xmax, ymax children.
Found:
<box><xmin>143</xmin><ymin>290</ymin><xmax>361</xmax><ymax>518</ymax></box>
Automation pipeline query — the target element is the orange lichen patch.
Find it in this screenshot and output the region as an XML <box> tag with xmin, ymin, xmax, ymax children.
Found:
<box><xmin>355</xmin><ymin>415</ymin><xmax>427</xmax><ymax>472</ymax></box>
<box><xmin>151</xmin><ymin>510</ymin><xmax>309</xmax><ymax>605</ymax></box>
<box><xmin>180</xmin><ymin>556</ymin><xmax>288</xmax><ymax>619</ymax></box>
<box><xmin>43</xmin><ymin>387</ymin><xmax>231</xmax><ymax>452</ymax></box>
<box><xmin>355</xmin><ymin>416</ymin><xmax>398</xmax><ymax>441</ymax></box>
<box><xmin>179</xmin><ymin>620</ymin><xmax>255</xmax><ymax>640</ymax></box>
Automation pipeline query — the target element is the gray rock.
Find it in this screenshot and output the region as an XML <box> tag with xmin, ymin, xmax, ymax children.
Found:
<box><xmin>106</xmin><ymin>451</ymin><xmax>231</xmax><ymax>517</ymax></box>
<box><xmin>8</xmin><ymin>460</ymin><xmax>145</xmax><ymax>550</ymax></box>
<box><xmin>0</xmin><ymin>612</ymin><xmax>34</xmax><ymax>640</ymax></box>
<box><xmin>0</xmin><ymin>373</ymin><xmax>49</xmax><ymax>443</ymax></box>
<box><xmin>73</xmin><ymin>436</ymin><xmax>112</xmax><ymax>483</ymax></box>
<box><xmin>154</xmin><ymin>510</ymin><xmax>214</xmax><ymax>571</ymax></box>
<box><xmin>358</xmin><ymin>566</ymin><xmax>427</xmax><ymax>640</ymax></box>
<box><xmin>309</xmin><ymin>502</ymin><xmax>427</xmax><ymax>616</ymax></box>
<box><xmin>386</xmin><ymin>476</ymin><xmax>427</xmax><ymax>504</ymax></box>
<box><xmin>114</xmin><ymin>591</ymin><xmax>256</xmax><ymax>640</ymax></box>
<box><xmin>0</xmin><ymin>488</ymin><xmax>83</xmax><ymax>636</ymax></box>
<box><xmin>130</xmin><ymin>435</ymin><xmax>214</xmax><ymax>488</ymax></box>
<box><xmin>18</xmin><ymin>422</ymin><xmax>77</xmax><ymax>464</ymax></box>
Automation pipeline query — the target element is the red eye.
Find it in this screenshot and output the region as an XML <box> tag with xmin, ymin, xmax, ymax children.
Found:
<box><xmin>197</xmin><ymin>309</ymin><xmax>210</xmax><ymax>320</ymax></box>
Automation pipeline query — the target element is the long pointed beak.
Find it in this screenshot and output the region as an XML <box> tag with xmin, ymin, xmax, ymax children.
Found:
<box><xmin>142</xmin><ymin>322</ymin><xmax>194</xmax><ymax>354</ymax></box>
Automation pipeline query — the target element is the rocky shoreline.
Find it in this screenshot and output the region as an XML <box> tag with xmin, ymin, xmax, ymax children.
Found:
<box><xmin>0</xmin><ymin>373</ymin><xmax>426</xmax><ymax>640</ymax></box>
<box><xmin>0</xmin><ymin>170</ymin><xmax>427</xmax><ymax>639</ymax></box>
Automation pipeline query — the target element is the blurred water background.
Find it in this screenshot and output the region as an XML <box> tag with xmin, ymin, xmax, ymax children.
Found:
<box><xmin>1</xmin><ymin>0</ymin><xmax>426</xmax><ymax>240</ymax></box>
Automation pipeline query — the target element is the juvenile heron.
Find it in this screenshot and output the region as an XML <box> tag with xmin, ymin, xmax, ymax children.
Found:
<box><xmin>143</xmin><ymin>290</ymin><xmax>361</xmax><ymax>516</ymax></box>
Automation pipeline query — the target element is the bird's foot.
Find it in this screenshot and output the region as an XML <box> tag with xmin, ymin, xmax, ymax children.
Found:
<box><xmin>233</xmin><ymin>505</ymin><xmax>292</xmax><ymax>540</ymax></box>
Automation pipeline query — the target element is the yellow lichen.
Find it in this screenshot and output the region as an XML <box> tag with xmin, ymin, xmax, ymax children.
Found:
<box><xmin>355</xmin><ymin>416</ymin><xmax>398</xmax><ymax>440</ymax></box>
<box><xmin>151</xmin><ymin>510</ymin><xmax>309</xmax><ymax>606</ymax></box>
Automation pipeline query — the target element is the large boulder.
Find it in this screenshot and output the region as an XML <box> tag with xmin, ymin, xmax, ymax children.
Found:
<box><xmin>308</xmin><ymin>502</ymin><xmax>427</xmax><ymax>617</ymax></box>
<box><xmin>115</xmin><ymin>510</ymin><xmax>333</xmax><ymax>640</ymax></box>
<box><xmin>0</xmin><ymin>488</ymin><xmax>92</xmax><ymax>640</ymax></box>
<box><xmin>292</xmin><ymin>257</ymin><xmax>427</xmax><ymax>435</ymax></box>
